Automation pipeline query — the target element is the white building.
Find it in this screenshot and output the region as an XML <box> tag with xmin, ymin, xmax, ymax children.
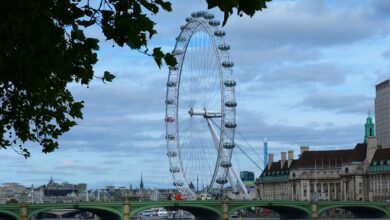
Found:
<box><xmin>257</xmin><ymin>116</ymin><xmax>389</xmax><ymax>201</ymax></box>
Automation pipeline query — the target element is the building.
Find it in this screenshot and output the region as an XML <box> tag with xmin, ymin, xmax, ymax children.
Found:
<box><xmin>375</xmin><ymin>79</ymin><xmax>390</xmax><ymax>148</ymax></box>
<box><xmin>44</xmin><ymin>177</ymin><xmax>84</xmax><ymax>197</ymax></box>
<box><xmin>257</xmin><ymin>115</ymin><xmax>390</xmax><ymax>201</ymax></box>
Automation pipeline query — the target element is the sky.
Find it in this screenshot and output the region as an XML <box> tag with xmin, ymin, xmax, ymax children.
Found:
<box><xmin>1</xmin><ymin>0</ymin><xmax>390</xmax><ymax>189</ymax></box>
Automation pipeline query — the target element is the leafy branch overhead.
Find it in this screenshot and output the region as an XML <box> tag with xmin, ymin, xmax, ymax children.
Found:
<box><xmin>0</xmin><ymin>0</ymin><xmax>270</xmax><ymax>157</ymax></box>
<box><xmin>207</xmin><ymin>0</ymin><xmax>271</xmax><ymax>26</ymax></box>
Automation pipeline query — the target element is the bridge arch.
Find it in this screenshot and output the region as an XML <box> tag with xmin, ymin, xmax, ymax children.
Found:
<box><xmin>27</xmin><ymin>205</ymin><xmax>122</xmax><ymax>220</ymax></box>
<box><xmin>318</xmin><ymin>204</ymin><xmax>390</xmax><ymax>219</ymax></box>
<box><xmin>130</xmin><ymin>203</ymin><xmax>222</xmax><ymax>220</ymax></box>
<box><xmin>0</xmin><ymin>209</ymin><xmax>19</xmax><ymax>220</ymax></box>
<box><xmin>229</xmin><ymin>203</ymin><xmax>311</xmax><ymax>219</ymax></box>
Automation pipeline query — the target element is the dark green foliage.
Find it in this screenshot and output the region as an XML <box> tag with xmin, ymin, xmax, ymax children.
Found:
<box><xmin>0</xmin><ymin>0</ymin><xmax>270</xmax><ymax>158</ymax></box>
<box><xmin>0</xmin><ymin>0</ymin><xmax>174</xmax><ymax>157</ymax></box>
<box><xmin>207</xmin><ymin>0</ymin><xmax>271</xmax><ymax>26</ymax></box>
<box><xmin>6</xmin><ymin>198</ymin><xmax>19</xmax><ymax>204</ymax></box>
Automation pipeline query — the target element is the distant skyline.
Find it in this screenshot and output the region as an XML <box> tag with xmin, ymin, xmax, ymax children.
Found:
<box><xmin>1</xmin><ymin>0</ymin><xmax>390</xmax><ymax>188</ymax></box>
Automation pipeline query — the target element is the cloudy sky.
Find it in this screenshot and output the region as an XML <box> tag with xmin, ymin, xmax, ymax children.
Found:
<box><xmin>1</xmin><ymin>0</ymin><xmax>390</xmax><ymax>189</ymax></box>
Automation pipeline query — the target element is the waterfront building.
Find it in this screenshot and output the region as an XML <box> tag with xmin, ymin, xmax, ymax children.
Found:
<box><xmin>0</xmin><ymin>183</ymin><xmax>27</xmax><ymax>204</ymax></box>
<box><xmin>257</xmin><ymin>115</ymin><xmax>390</xmax><ymax>201</ymax></box>
<box><xmin>43</xmin><ymin>177</ymin><xmax>86</xmax><ymax>197</ymax></box>
<box><xmin>375</xmin><ymin>79</ymin><xmax>390</xmax><ymax>148</ymax></box>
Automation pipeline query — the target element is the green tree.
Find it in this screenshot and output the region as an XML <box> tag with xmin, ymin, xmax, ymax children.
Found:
<box><xmin>6</xmin><ymin>198</ymin><xmax>19</xmax><ymax>204</ymax></box>
<box><xmin>0</xmin><ymin>0</ymin><xmax>270</xmax><ymax>158</ymax></box>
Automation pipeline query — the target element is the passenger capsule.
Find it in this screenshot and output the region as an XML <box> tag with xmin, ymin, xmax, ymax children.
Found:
<box><xmin>209</xmin><ymin>20</ymin><xmax>220</xmax><ymax>26</ymax></box>
<box><xmin>165</xmin><ymin>99</ymin><xmax>175</xmax><ymax>105</ymax></box>
<box><xmin>223</xmin><ymin>142</ymin><xmax>235</xmax><ymax>149</ymax></box>
<box><xmin>169</xmin><ymin>66</ymin><xmax>178</xmax><ymax>71</ymax></box>
<box><xmin>186</xmin><ymin>17</ymin><xmax>193</xmax><ymax>22</ymax></box>
<box><xmin>172</xmin><ymin>50</ymin><xmax>183</xmax><ymax>56</ymax></box>
<box><xmin>165</xmin><ymin>117</ymin><xmax>175</xmax><ymax>123</ymax></box>
<box><xmin>218</xmin><ymin>44</ymin><xmax>230</xmax><ymax>51</ymax></box>
<box><xmin>225</xmin><ymin>100</ymin><xmax>237</xmax><ymax>108</ymax></box>
<box><xmin>204</xmin><ymin>13</ymin><xmax>214</xmax><ymax>19</ymax></box>
<box><xmin>210</xmin><ymin>189</ymin><xmax>223</xmax><ymax>197</ymax></box>
<box><xmin>174</xmin><ymin>181</ymin><xmax>184</xmax><ymax>187</ymax></box>
<box><xmin>180</xmin><ymin>25</ymin><xmax>190</xmax><ymax>30</ymax></box>
<box><xmin>220</xmin><ymin>161</ymin><xmax>232</xmax><ymax>168</ymax></box>
<box><xmin>166</xmin><ymin>134</ymin><xmax>175</xmax><ymax>140</ymax></box>
<box><xmin>191</xmin><ymin>12</ymin><xmax>197</xmax><ymax>18</ymax></box>
<box><xmin>222</xmin><ymin>61</ymin><xmax>234</xmax><ymax>68</ymax></box>
<box><xmin>167</xmin><ymin>81</ymin><xmax>177</xmax><ymax>87</ymax></box>
<box><xmin>225</xmin><ymin>121</ymin><xmax>236</xmax><ymax>128</ymax></box>
<box><xmin>216</xmin><ymin>177</ymin><xmax>228</xmax><ymax>184</ymax></box>
<box><xmin>170</xmin><ymin>167</ymin><xmax>180</xmax><ymax>173</ymax></box>
<box><xmin>224</xmin><ymin>80</ymin><xmax>236</xmax><ymax>87</ymax></box>
<box><xmin>176</xmin><ymin>36</ymin><xmax>186</xmax><ymax>42</ymax></box>
<box><xmin>167</xmin><ymin>151</ymin><xmax>177</xmax><ymax>157</ymax></box>
<box><xmin>196</xmin><ymin>11</ymin><xmax>206</xmax><ymax>17</ymax></box>
<box><xmin>214</xmin><ymin>30</ymin><xmax>226</xmax><ymax>37</ymax></box>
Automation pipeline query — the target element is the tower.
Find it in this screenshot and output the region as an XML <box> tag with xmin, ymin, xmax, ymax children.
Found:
<box><xmin>364</xmin><ymin>113</ymin><xmax>378</xmax><ymax>166</ymax></box>
<box><xmin>140</xmin><ymin>173</ymin><xmax>144</xmax><ymax>190</ymax></box>
<box><xmin>375</xmin><ymin>79</ymin><xmax>390</xmax><ymax>147</ymax></box>
<box><xmin>364</xmin><ymin>112</ymin><xmax>375</xmax><ymax>143</ymax></box>
<box><xmin>263</xmin><ymin>138</ymin><xmax>268</xmax><ymax>169</ymax></box>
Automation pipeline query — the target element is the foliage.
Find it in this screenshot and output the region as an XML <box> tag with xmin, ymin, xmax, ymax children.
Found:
<box><xmin>207</xmin><ymin>0</ymin><xmax>272</xmax><ymax>26</ymax></box>
<box><xmin>6</xmin><ymin>198</ymin><xmax>19</xmax><ymax>204</ymax></box>
<box><xmin>0</xmin><ymin>0</ymin><xmax>270</xmax><ymax>157</ymax></box>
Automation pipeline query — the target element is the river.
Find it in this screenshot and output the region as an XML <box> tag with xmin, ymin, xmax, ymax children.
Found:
<box><xmin>35</xmin><ymin>218</ymin><xmax>385</xmax><ymax>220</ymax></box>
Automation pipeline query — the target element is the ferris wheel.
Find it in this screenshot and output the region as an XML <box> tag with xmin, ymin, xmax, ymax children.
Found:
<box><xmin>165</xmin><ymin>11</ymin><xmax>247</xmax><ymax>200</ymax></box>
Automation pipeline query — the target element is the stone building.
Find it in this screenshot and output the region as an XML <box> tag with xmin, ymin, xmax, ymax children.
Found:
<box><xmin>257</xmin><ymin>115</ymin><xmax>390</xmax><ymax>201</ymax></box>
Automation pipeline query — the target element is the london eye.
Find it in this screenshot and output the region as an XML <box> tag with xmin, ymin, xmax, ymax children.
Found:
<box><xmin>165</xmin><ymin>11</ymin><xmax>241</xmax><ymax>199</ymax></box>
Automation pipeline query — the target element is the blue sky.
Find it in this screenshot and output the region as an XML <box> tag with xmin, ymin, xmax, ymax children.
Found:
<box><xmin>1</xmin><ymin>0</ymin><xmax>390</xmax><ymax>189</ymax></box>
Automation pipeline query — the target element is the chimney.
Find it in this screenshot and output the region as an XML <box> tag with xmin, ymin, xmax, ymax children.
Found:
<box><xmin>268</xmin><ymin>154</ymin><xmax>274</xmax><ymax>170</ymax></box>
<box><xmin>288</xmin><ymin>150</ymin><xmax>294</xmax><ymax>167</ymax></box>
<box><xmin>281</xmin><ymin>152</ymin><xmax>286</xmax><ymax>168</ymax></box>
<box><xmin>300</xmin><ymin>146</ymin><xmax>309</xmax><ymax>155</ymax></box>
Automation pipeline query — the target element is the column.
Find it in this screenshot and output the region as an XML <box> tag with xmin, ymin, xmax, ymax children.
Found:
<box><xmin>311</xmin><ymin>202</ymin><xmax>318</xmax><ymax>219</ymax></box>
<box><xmin>123</xmin><ymin>200</ymin><xmax>130</xmax><ymax>220</ymax></box>
<box><xmin>321</xmin><ymin>183</ymin><xmax>324</xmax><ymax>200</ymax></box>
<box><xmin>343</xmin><ymin>181</ymin><xmax>347</xmax><ymax>201</ymax></box>
<box><xmin>21</xmin><ymin>204</ymin><xmax>27</xmax><ymax>220</ymax></box>
<box><xmin>333</xmin><ymin>183</ymin><xmax>337</xmax><ymax>200</ymax></box>
<box><xmin>327</xmin><ymin>183</ymin><xmax>330</xmax><ymax>201</ymax></box>
<box><xmin>222</xmin><ymin>202</ymin><xmax>229</xmax><ymax>220</ymax></box>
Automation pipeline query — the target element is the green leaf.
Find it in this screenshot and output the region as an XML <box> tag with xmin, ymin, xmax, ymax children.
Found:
<box><xmin>76</xmin><ymin>19</ymin><xmax>96</xmax><ymax>27</ymax></box>
<box><xmin>164</xmin><ymin>53</ymin><xmax>177</xmax><ymax>67</ymax></box>
<box><xmin>103</xmin><ymin>71</ymin><xmax>115</xmax><ymax>82</ymax></box>
<box><xmin>152</xmin><ymin>47</ymin><xmax>164</xmax><ymax>68</ymax></box>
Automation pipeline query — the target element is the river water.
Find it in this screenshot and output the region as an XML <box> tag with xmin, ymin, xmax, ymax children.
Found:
<box><xmin>36</xmin><ymin>218</ymin><xmax>384</xmax><ymax>220</ymax></box>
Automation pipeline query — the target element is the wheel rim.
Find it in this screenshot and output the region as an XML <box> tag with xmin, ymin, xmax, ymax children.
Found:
<box><xmin>165</xmin><ymin>11</ymin><xmax>236</xmax><ymax>199</ymax></box>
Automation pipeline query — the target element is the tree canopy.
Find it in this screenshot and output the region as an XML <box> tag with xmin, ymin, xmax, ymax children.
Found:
<box><xmin>0</xmin><ymin>0</ymin><xmax>270</xmax><ymax>158</ymax></box>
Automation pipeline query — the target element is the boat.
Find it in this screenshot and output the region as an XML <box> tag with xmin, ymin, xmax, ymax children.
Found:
<box><xmin>139</xmin><ymin>208</ymin><xmax>169</xmax><ymax>219</ymax></box>
<box><xmin>168</xmin><ymin>210</ymin><xmax>194</xmax><ymax>219</ymax></box>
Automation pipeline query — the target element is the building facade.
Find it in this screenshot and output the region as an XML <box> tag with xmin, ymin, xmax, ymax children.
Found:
<box><xmin>257</xmin><ymin>116</ymin><xmax>390</xmax><ymax>201</ymax></box>
<box><xmin>375</xmin><ymin>79</ymin><xmax>390</xmax><ymax>148</ymax></box>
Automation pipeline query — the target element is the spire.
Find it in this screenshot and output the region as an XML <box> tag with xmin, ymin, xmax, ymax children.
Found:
<box><xmin>140</xmin><ymin>173</ymin><xmax>144</xmax><ymax>190</ymax></box>
<box><xmin>48</xmin><ymin>175</ymin><xmax>54</xmax><ymax>185</ymax></box>
<box><xmin>364</xmin><ymin>113</ymin><xmax>375</xmax><ymax>143</ymax></box>
<box><xmin>263</xmin><ymin>138</ymin><xmax>268</xmax><ymax>169</ymax></box>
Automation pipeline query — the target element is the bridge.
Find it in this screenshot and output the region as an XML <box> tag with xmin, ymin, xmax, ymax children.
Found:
<box><xmin>0</xmin><ymin>200</ymin><xmax>389</xmax><ymax>220</ymax></box>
